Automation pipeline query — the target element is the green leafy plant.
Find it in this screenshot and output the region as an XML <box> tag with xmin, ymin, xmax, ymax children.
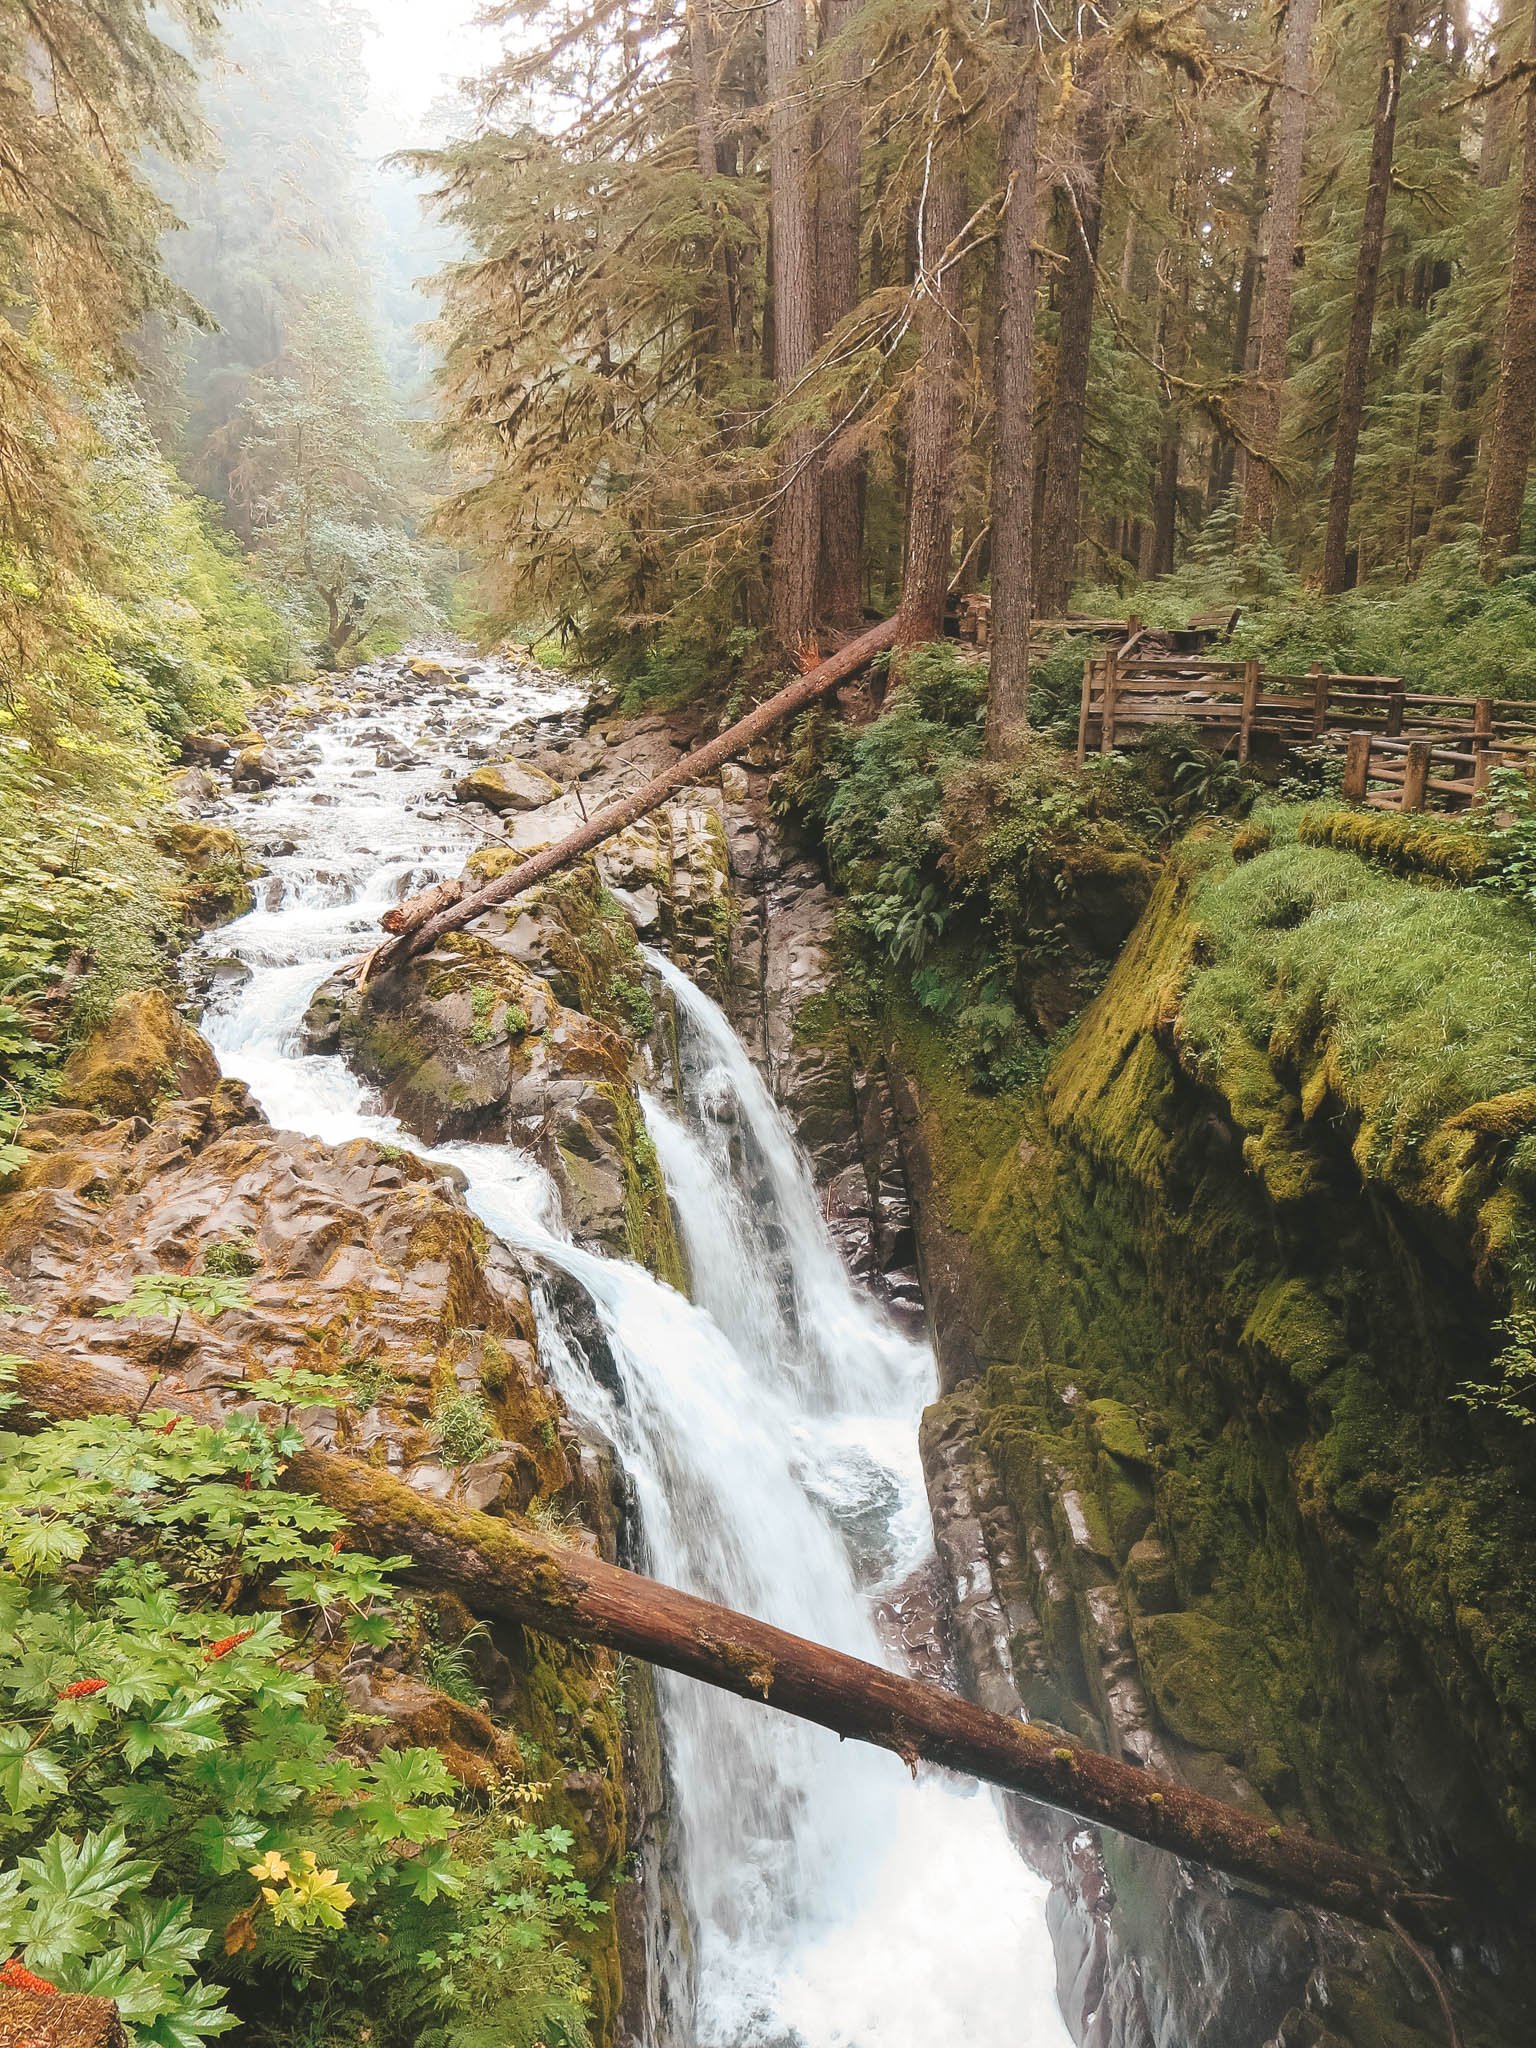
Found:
<box><xmin>1474</xmin><ymin>766</ymin><xmax>1536</xmax><ymax>912</ymax></box>
<box><xmin>1456</xmin><ymin>1309</ymin><xmax>1536</xmax><ymax>1429</ymax></box>
<box><xmin>0</xmin><ymin>1403</ymin><xmax>604</xmax><ymax>2048</ymax></box>
<box><xmin>97</xmin><ymin>1274</ymin><xmax>254</xmax><ymax>1376</ymax></box>
<box><xmin>431</xmin><ymin>1393</ymin><xmax>496</xmax><ymax>1469</ymax></box>
<box><xmin>199</xmin><ymin>1239</ymin><xmax>261</xmax><ymax>1280</ymax></box>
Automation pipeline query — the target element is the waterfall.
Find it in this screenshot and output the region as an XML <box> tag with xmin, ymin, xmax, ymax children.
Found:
<box><xmin>198</xmin><ymin>651</ymin><xmax>1072</xmax><ymax>2048</ymax></box>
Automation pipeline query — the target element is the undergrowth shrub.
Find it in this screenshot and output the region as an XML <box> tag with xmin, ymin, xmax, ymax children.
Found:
<box><xmin>1090</xmin><ymin>536</ymin><xmax>1536</xmax><ymax>698</ymax></box>
<box><xmin>0</xmin><ymin>1380</ymin><xmax>602</xmax><ymax>2048</ymax></box>
<box><xmin>0</xmin><ymin>389</ymin><xmax>294</xmax><ymax>1079</ymax></box>
<box><xmin>776</xmin><ymin>645</ymin><xmax>1166</xmax><ymax>1088</ymax></box>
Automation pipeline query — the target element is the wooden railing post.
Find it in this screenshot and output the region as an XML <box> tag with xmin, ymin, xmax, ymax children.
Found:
<box><xmin>1238</xmin><ymin>659</ymin><xmax>1261</xmax><ymax>763</ymax></box>
<box><xmin>1343</xmin><ymin>731</ymin><xmax>1373</xmax><ymax>803</ymax></box>
<box><xmin>1473</xmin><ymin>697</ymin><xmax>1494</xmax><ymax>797</ymax></box>
<box><xmin>1384</xmin><ymin>681</ymin><xmax>1405</xmax><ymax>738</ymax></box>
<box><xmin>1099</xmin><ymin>650</ymin><xmax>1121</xmax><ymax>756</ymax></box>
<box><xmin>1076</xmin><ymin>658</ymin><xmax>1095</xmax><ymax>768</ymax></box>
<box><xmin>1401</xmin><ymin>739</ymin><xmax>1431</xmax><ymax>813</ymax></box>
<box><xmin>1309</xmin><ymin>663</ymin><xmax>1329</xmax><ymax>739</ymax></box>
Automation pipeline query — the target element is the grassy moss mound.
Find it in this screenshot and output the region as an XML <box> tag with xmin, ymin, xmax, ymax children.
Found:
<box><xmin>894</xmin><ymin>828</ymin><xmax>1536</xmax><ymax>1916</ymax></box>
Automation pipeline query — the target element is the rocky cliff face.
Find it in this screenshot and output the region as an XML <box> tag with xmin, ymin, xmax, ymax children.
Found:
<box><xmin>888</xmin><ymin>845</ymin><xmax>1536</xmax><ymax>2048</ymax></box>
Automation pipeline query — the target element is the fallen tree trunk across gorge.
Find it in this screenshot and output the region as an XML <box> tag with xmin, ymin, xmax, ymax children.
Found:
<box><xmin>362</xmin><ymin>615</ymin><xmax>903</xmax><ymax>980</ymax></box>
<box><xmin>17</xmin><ymin>1354</ymin><xmax>1417</xmax><ymax>1936</ymax></box>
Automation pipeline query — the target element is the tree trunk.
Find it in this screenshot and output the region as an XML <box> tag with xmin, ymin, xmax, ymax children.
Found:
<box><xmin>1034</xmin><ymin>28</ymin><xmax>1112</xmax><ymax>615</ymax></box>
<box><xmin>8</xmin><ymin>1350</ymin><xmax>1424</xmax><ymax>1938</ymax></box>
<box><xmin>897</xmin><ymin>158</ymin><xmax>965</xmax><ymax>645</ymax></box>
<box><xmin>1214</xmin><ymin>141</ymin><xmax>1267</xmax><ymax>505</ymax></box>
<box><xmin>767</xmin><ymin>0</ymin><xmax>821</xmax><ymax>652</ymax></box>
<box><xmin>1319</xmin><ymin>0</ymin><xmax>1410</xmax><ymax>595</ymax></box>
<box><xmin>1480</xmin><ymin>6</ymin><xmax>1515</xmax><ymax>191</ymax></box>
<box><xmin>1150</xmin><ymin>417</ymin><xmax>1179</xmax><ymax>575</ymax></box>
<box><xmin>1482</xmin><ymin>10</ymin><xmax>1536</xmax><ymax>571</ymax></box>
<box><xmin>987</xmin><ymin>19</ymin><xmax>1040</xmax><ymax>750</ymax></box>
<box><xmin>366</xmin><ymin>616</ymin><xmax>902</xmax><ymax>976</ymax></box>
<box><xmin>815</xmin><ymin>0</ymin><xmax>866</xmax><ymax>632</ymax></box>
<box><xmin>689</xmin><ymin>0</ymin><xmax>736</xmax><ymax>365</ymax></box>
<box><xmin>1241</xmin><ymin>0</ymin><xmax>1321</xmax><ymax>540</ymax></box>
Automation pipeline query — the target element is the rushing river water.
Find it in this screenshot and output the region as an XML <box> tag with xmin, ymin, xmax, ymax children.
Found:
<box><xmin>199</xmin><ymin>652</ymin><xmax>1072</xmax><ymax>2048</ymax></box>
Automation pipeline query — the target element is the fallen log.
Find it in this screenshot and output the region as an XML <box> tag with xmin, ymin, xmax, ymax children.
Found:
<box><xmin>362</xmin><ymin>614</ymin><xmax>902</xmax><ymax>980</ymax></box>
<box><xmin>14</xmin><ymin>1352</ymin><xmax>1422</xmax><ymax>1937</ymax></box>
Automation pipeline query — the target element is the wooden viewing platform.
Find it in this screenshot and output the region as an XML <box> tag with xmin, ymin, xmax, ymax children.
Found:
<box><xmin>1076</xmin><ymin>650</ymin><xmax>1536</xmax><ymax>812</ymax></box>
<box><xmin>952</xmin><ymin>598</ymin><xmax>1241</xmax><ymax>654</ymax></box>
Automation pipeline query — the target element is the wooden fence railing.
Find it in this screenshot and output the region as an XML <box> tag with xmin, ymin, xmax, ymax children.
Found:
<box><xmin>1076</xmin><ymin>652</ymin><xmax>1536</xmax><ymax>811</ymax></box>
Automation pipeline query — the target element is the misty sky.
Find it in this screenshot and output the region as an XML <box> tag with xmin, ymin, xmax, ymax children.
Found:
<box><xmin>358</xmin><ymin>0</ymin><xmax>500</xmax><ymax>142</ymax></box>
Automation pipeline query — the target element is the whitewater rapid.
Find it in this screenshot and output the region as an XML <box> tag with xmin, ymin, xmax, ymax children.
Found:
<box><xmin>198</xmin><ymin>650</ymin><xmax>1072</xmax><ymax>2048</ymax></box>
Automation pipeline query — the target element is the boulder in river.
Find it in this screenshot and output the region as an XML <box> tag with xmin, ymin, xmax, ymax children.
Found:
<box><xmin>231</xmin><ymin>742</ymin><xmax>281</xmax><ymax>790</ymax></box>
<box><xmin>179</xmin><ymin>730</ymin><xmax>235</xmax><ymax>766</ymax></box>
<box><xmin>454</xmin><ymin>759</ymin><xmax>563</xmax><ymax>813</ymax></box>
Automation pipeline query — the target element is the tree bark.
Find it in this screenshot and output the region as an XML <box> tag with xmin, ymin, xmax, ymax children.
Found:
<box><xmin>365</xmin><ymin>615</ymin><xmax>902</xmax><ymax>976</ymax></box>
<box><xmin>1150</xmin><ymin>416</ymin><xmax>1179</xmax><ymax>575</ymax></box>
<box><xmin>986</xmin><ymin>11</ymin><xmax>1040</xmax><ymax>749</ymax></box>
<box><xmin>1482</xmin><ymin>9</ymin><xmax>1536</xmax><ymax>571</ymax></box>
<box><xmin>897</xmin><ymin>158</ymin><xmax>966</xmax><ymax>644</ymax></box>
<box><xmin>9</xmin><ymin>1350</ymin><xmax>1422</xmax><ymax>1938</ymax></box>
<box><xmin>815</xmin><ymin>0</ymin><xmax>866</xmax><ymax>632</ymax></box>
<box><xmin>1212</xmin><ymin>140</ymin><xmax>1267</xmax><ymax>506</ymax></box>
<box><xmin>1319</xmin><ymin>0</ymin><xmax>1410</xmax><ymax>594</ymax></box>
<box><xmin>767</xmin><ymin>0</ymin><xmax>822</xmax><ymax>653</ymax></box>
<box><xmin>1034</xmin><ymin>23</ymin><xmax>1112</xmax><ymax>615</ymax></box>
<box><xmin>688</xmin><ymin>0</ymin><xmax>736</xmax><ymax>367</ymax></box>
<box><xmin>1241</xmin><ymin>0</ymin><xmax>1321</xmax><ymax>540</ymax></box>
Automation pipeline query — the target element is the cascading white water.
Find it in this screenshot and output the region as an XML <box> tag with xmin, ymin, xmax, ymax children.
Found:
<box><xmin>197</xmin><ymin>651</ymin><xmax>1073</xmax><ymax>2048</ymax></box>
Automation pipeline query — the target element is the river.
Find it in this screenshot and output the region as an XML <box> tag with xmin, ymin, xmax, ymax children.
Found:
<box><xmin>198</xmin><ymin>649</ymin><xmax>1073</xmax><ymax>2048</ymax></box>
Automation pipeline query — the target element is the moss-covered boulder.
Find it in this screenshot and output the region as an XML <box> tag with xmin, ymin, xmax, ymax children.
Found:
<box><xmin>156</xmin><ymin>818</ymin><xmax>255</xmax><ymax>926</ymax></box>
<box><xmin>59</xmin><ymin>990</ymin><xmax>222</xmax><ymax>1121</ymax></box>
<box><xmin>455</xmin><ymin>759</ymin><xmax>562</xmax><ymax>812</ymax></box>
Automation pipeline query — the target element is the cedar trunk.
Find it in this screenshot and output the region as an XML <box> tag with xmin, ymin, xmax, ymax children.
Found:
<box><xmin>897</xmin><ymin>160</ymin><xmax>966</xmax><ymax>644</ymax></box>
<box><xmin>1319</xmin><ymin>0</ymin><xmax>1410</xmax><ymax>594</ymax></box>
<box><xmin>986</xmin><ymin>20</ymin><xmax>1040</xmax><ymax>748</ymax></box>
<box><xmin>1482</xmin><ymin>11</ymin><xmax>1536</xmax><ymax>570</ymax></box>
<box><xmin>767</xmin><ymin>0</ymin><xmax>821</xmax><ymax>651</ymax></box>
<box><xmin>9</xmin><ymin>1350</ymin><xmax>1425</xmax><ymax>1939</ymax></box>
<box><xmin>816</xmin><ymin>0</ymin><xmax>866</xmax><ymax>632</ymax></box>
<box><xmin>1240</xmin><ymin>0</ymin><xmax>1320</xmax><ymax>539</ymax></box>
<box><xmin>1034</xmin><ymin>33</ymin><xmax>1111</xmax><ymax>616</ymax></box>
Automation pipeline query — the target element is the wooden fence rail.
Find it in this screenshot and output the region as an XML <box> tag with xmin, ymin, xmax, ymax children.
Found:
<box><xmin>1076</xmin><ymin>652</ymin><xmax>1536</xmax><ymax>812</ymax></box>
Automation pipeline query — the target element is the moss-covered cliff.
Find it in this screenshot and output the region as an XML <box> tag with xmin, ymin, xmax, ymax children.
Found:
<box><xmin>895</xmin><ymin>817</ymin><xmax>1536</xmax><ymax>2045</ymax></box>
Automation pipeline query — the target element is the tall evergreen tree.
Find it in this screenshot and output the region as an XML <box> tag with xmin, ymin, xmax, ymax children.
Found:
<box><xmin>1241</xmin><ymin>0</ymin><xmax>1320</xmax><ymax>539</ymax></box>
<box><xmin>1320</xmin><ymin>0</ymin><xmax>1413</xmax><ymax>592</ymax></box>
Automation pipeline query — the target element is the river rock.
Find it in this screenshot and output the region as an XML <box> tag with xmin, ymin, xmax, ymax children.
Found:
<box><xmin>454</xmin><ymin>760</ymin><xmax>563</xmax><ymax>812</ymax></box>
<box><xmin>169</xmin><ymin>765</ymin><xmax>220</xmax><ymax>816</ymax></box>
<box><xmin>231</xmin><ymin>742</ymin><xmax>281</xmax><ymax>790</ymax></box>
<box><xmin>179</xmin><ymin>730</ymin><xmax>235</xmax><ymax>766</ymax></box>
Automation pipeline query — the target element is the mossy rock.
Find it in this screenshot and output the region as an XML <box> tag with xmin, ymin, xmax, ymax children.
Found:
<box><xmin>59</xmin><ymin>990</ymin><xmax>222</xmax><ymax>1121</ymax></box>
<box><xmin>1131</xmin><ymin>1610</ymin><xmax>1262</xmax><ymax>1758</ymax></box>
<box><xmin>156</xmin><ymin>818</ymin><xmax>256</xmax><ymax>926</ymax></box>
